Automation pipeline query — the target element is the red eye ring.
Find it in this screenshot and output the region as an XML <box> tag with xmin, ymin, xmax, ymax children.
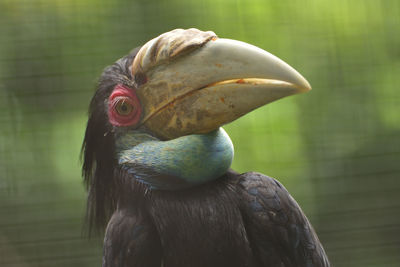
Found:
<box><xmin>108</xmin><ymin>84</ymin><xmax>142</xmax><ymax>127</ymax></box>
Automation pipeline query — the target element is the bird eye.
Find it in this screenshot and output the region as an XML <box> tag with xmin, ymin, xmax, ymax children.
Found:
<box><xmin>115</xmin><ymin>98</ymin><xmax>135</xmax><ymax>116</ymax></box>
<box><xmin>108</xmin><ymin>84</ymin><xmax>142</xmax><ymax>127</ymax></box>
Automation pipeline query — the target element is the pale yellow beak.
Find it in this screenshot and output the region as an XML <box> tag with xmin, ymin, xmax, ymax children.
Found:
<box><xmin>132</xmin><ymin>29</ymin><xmax>311</xmax><ymax>140</ymax></box>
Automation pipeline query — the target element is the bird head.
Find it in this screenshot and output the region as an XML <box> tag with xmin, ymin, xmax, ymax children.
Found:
<box><xmin>82</xmin><ymin>28</ymin><xmax>311</xmax><ymax>229</ymax></box>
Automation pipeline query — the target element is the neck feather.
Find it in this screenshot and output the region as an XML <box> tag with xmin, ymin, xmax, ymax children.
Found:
<box><xmin>116</xmin><ymin>128</ymin><xmax>234</xmax><ymax>190</ymax></box>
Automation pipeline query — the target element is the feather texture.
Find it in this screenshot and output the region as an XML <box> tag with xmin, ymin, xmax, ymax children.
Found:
<box><xmin>102</xmin><ymin>169</ymin><xmax>330</xmax><ymax>267</ymax></box>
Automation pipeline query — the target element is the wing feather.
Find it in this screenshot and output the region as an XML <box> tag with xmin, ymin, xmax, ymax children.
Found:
<box><xmin>237</xmin><ymin>172</ymin><xmax>330</xmax><ymax>267</ymax></box>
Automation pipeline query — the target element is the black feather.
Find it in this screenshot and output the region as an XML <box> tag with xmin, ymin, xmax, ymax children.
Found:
<box><xmin>101</xmin><ymin>169</ymin><xmax>330</xmax><ymax>267</ymax></box>
<box><xmin>81</xmin><ymin>48</ymin><xmax>139</xmax><ymax>233</ymax></box>
<box><xmin>238</xmin><ymin>172</ymin><xmax>330</xmax><ymax>266</ymax></box>
<box><xmin>103</xmin><ymin>169</ymin><xmax>255</xmax><ymax>267</ymax></box>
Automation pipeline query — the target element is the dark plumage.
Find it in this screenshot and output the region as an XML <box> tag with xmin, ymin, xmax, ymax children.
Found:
<box><xmin>82</xmin><ymin>29</ymin><xmax>330</xmax><ymax>267</ymax></box>
<box><xmin>100</xmin><ymin>169</ymin><xmax>329</xmax><ymax>267</ymax></box>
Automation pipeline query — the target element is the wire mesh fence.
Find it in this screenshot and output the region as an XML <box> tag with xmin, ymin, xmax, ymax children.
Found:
<box><xmin>1</xmin><ymin>0</ymin><xmax>399</xmax><ymax>266</ymax></box>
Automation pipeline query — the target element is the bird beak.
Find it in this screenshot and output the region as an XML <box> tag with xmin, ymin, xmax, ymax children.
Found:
<box><xmin>132</xmin><ymin>29</ymin><xmax>311</xmax><ymax>140</ymax></box>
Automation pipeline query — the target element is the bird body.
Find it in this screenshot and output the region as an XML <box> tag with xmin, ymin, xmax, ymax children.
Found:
<box><xmin>82</xmin><ymin>28</ymin><xmax>330</xmax><ymax>267</ymax></box>
<box><xmin>103</xmin><ymin>170</ymin><xmax>329</xmax><ymax>267</ymax></box>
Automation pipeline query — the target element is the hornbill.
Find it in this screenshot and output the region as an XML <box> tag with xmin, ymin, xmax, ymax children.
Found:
<box><xmin>82</xmin><ymin>28</ymin><xmax>330</xmax><ymax>267</ymax></box>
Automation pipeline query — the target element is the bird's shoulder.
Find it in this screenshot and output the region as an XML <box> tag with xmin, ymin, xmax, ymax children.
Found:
<box><xmin>234</xmin><ymin>171</ymin><xmax>330</xmax><ymax>267</ymax></box>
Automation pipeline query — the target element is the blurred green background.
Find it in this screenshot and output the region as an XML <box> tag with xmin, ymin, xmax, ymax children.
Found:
<box><xmin>1</xmin><ymin>0</ymin><xmax>399</xmax><ymax>266</ymax></box>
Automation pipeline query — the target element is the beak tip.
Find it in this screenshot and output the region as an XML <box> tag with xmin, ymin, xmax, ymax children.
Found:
<box><xmin>302</xmin><ymin>84</ymin><xmax>312</xmax><ymax>93</ymax></box>
<box><xmin>296</xmin><ymin>77</ymin><xmax>312</xmax><ymax>93</ymax></box>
